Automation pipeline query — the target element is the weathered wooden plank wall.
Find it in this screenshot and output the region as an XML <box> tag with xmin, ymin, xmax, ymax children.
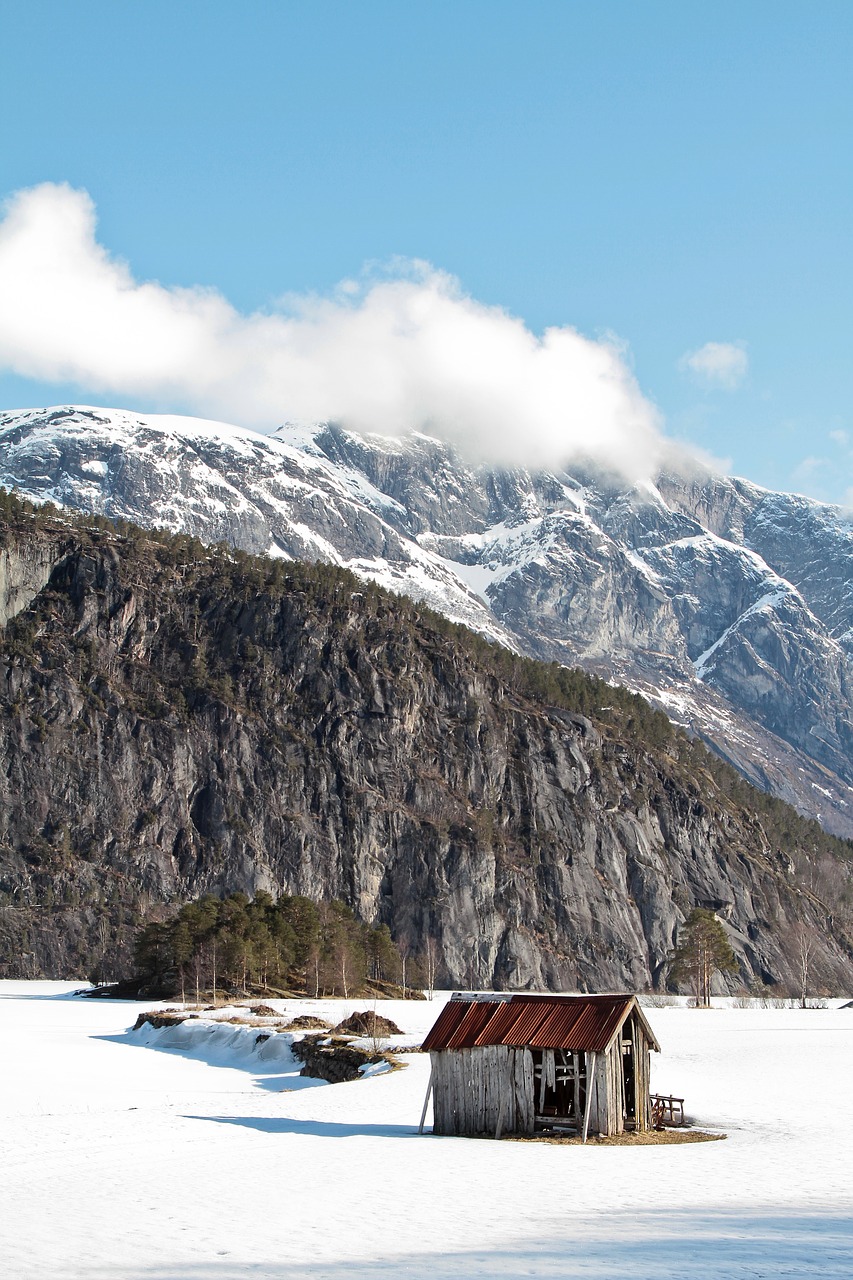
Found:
<box><xmin>430</xmin><ymin>1047</ymin><xmax>536</xmax><ymax>1136</ymax></box>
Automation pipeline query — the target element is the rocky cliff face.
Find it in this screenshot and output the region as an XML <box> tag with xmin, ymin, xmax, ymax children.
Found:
<box><xmin>1</xmin><ymin>510</ymin><xmax>850</xmax><ymax>993</ymax></box>
<box><xmin>0</xmin><ymin>535</ymin><xmax>68</xmax><ymax>626</ymax></box>
<box><xmin>2</xmin><ymin>406</ymin><xmax>852</xmax><ymax>837</ymax></box>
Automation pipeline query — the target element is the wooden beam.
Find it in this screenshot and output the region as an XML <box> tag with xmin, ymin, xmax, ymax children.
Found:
<box><xmin>582</xmin><ymin>1050</ymin><xmax>597</xmax><ymax>1143</ymax></box>
<box><xmin>573</xmin><ymin>1051</ymin><xmax>581</xmax><ymax>1127</ymax></box>
<box><xmin>418</xmin><ymin>1064</ymin><xmax>434</xmax><ymax>1134</ymax></box>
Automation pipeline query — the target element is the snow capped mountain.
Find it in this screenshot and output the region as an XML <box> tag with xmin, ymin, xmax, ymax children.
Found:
<box><xmin>2</xmin><ymin>404</ymin><xmax>852</xmax><ymax>835</ymax></box>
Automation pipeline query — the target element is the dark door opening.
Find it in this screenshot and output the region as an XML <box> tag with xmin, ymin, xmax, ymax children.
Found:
<box><xmin>532</xmin><ymin>1048</ymin><xmax>587</xmax><ymax>1129</ymax></box>
<box><xmin>621</xmin><ymin>1017</ymin><xmax>637</xmax><ymax>1128</ymax></box>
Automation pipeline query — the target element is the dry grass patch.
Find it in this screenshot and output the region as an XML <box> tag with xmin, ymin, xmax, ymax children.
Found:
<box><xmin>511</xmin><ymin>1128</ymin><xmax>726</xmax><ymax>1146</ymax></box>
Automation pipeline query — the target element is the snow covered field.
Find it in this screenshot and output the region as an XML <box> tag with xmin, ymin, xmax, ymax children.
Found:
<box><xmin>2</xmin><ymin>983</ymin><xmax>852</xmax><ymax>1279</ymax></box>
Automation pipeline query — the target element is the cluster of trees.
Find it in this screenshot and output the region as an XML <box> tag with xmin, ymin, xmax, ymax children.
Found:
<box><xmin>134</xmin><ymin>891</ymin><xmax>435</xmax><ymax>1000</ymax></box>
<box><xmin>669</xmin><ymin>908</ymin><xmax>738</xmax><ymax>1006</ymax></box>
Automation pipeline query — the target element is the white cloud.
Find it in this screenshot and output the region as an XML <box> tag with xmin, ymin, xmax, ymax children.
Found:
<box><xmin>680</xmin><ymin>341</ymin><xmax>748</xmax><ymax>390</ymax></box>
<box><xmin>0</xmin><ymin>182</ymin><xmax>667</xmax><ymax>481</ymax></box>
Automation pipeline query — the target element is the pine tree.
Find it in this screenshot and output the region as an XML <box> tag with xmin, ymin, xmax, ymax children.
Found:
<box><xmin>669</xmin><ymin>908</ymin><xmax>738</xmax><ymax>1006</ymax></box>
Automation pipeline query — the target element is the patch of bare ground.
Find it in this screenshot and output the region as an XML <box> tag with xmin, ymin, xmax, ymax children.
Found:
<box><xmin>297</xmin><ymin>1035</ymin><xmax>403</xmax><ymax>1082</ymax></box>
<box><xmin>510</xmin><ymin>1129</ymin><xmax>726</xmax><ymax>1146</ymax></box>
<box><xmin>333</xmin><ymin>1010</ymin><xmax>402</xmax><ymax>1036</ymax></box>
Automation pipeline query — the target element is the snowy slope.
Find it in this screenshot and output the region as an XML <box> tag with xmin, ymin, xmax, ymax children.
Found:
<box><xmin>0</xmin><ymin>406</ymin><xmax>515</xmax><ymax>648</ymax></box>
<box><xmin>2</xmin><ymin>982</ymin><xmax>852</xmax><ymax>1280</ymax></box>
<box><xmin>2</xmin><ymin>405</ymin><xmax>853</xmax><ymax>834</ymax></box>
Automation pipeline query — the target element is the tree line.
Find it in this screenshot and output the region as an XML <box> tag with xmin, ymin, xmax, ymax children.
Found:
<box><xmin>134</xmin><ymin>891</ymin><xmax>435</xmax><ymax>1000</ymax></box>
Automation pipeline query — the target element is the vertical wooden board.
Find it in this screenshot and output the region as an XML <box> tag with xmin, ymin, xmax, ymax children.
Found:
<box><xmin>509</xmin><ymin>1048</ymin><xmax>518</xmax><ymax>1133</ymax></box>
<box><xmin>596</xmin><ymin>1050</ymin><xmax>610</xmax><ymax>1136</ymax></box>
<box><xmin>584</xmin><ymin>1051</ymin><xmax>594</xmax><ymax>1134</ymax></box>
<box><xmin>446</xmin><ymin>1051</ymin><xmax>455</xmax><ymax>1136</ymax></box>
<box><xmin>489</xmin><ymin>1046</ymin><xmax>498</xmax><ymax>1133</ymax></box>
<box><xmin>484</xmin><ymin>1047</ymin><xmax>492</xmax><ymax>1132</ymax></box>
<box><xmin>589</xmin><ymin>1051</ymin><xmax>600</xmax><ymax>1135</ymax></box>
<box><xmin>446</xmin><ymin>1053</ymin><xmax>456</xmax><ymax>1135</ymax></box>
<box><xmin>448</xmin><ymin>1053</ymin><xmax>456</xmax><ymax>1134</ymax></box>
<box><xmin>513</xmin><ymin>1047</ymin><xmax>527</xmax><ymax>1133</ymax></box>
<box><xmin>433</xmin><ymin>1053</ymin><xmax>445</xmax><ymax>1134</ymax></box>
<box><xmin>483</xmin><ymin>1046</ymin><xmax>491</xmax><ymax>1132</ymax></box>
<box><xmin>514</xmin><ymin>1046</ymin><xmax>530</xmax><ymax>1134</ymax></box>
<box><xmin>462</xmin><ymin>1048</ymin><xmax>472</xmax><ymax>1134</ymax></box>
<box><xmin>484</xmin><ymin>1047</ymin><xmax>493</xmax><ymax>1133</ymax></box>
<box><xmin>505</xmin><ymin>1047</ymin><xmax>514</xmax><ymax>1133</ymax></box>
<box><xmin>635</xmin><ymin>1018</ymin><xmax>648</xmax><ymax>1131</ymax></box>
<box><xmin>419</xmin><ymin>1065</ymin><xmax>434</xmax><ymax>1134</ymax></box>
<box><xmin>482</xmin><ymin>1046</ymin><xmax>492</xmax><ymax>1132</ymax></box>
<box><xmin>614</xmin><ymin>1044</ymin><xmax>625</xmax><ymax>1135</ymax></box>
<box><xmin>573</xmin><ymin>1051</ymin><xmax>581</xmax><ymax>1126</ymax></box>
<box><xmin>476</xmin><ymin>1049</ymin><xmax>484</xmax><ymax>1132</ymax></box>
<box><xmin>609</xmin><ymin>1047</ymin><xmax>616</xmax><ymax>1134</ymax></box>
<box><xmin>635</xmin><ymin>1035</ymin><xmax>645</xmax><ymax>1131</ymax></box>
<box><xmin>613</xmin><ymin>1048</ymin><xmax>623</xmax><ymax>1136</ymax></box>
<box><xmin>502</xmin><ymin>1046</ymin><xmax>512</xmax><ymax>1133</ymax></box>
<box><xmin>433</xmin><ymin>1054</ymin><xmax>442</xmax><ymax>1134</ymax></box>
<box><xmin>614</xmin><ymin>1051</ymin><xmax>621</xmax><ymax>1136</ymax></box>
<box><xmin>458</xmin><ymin>1049</ymin><xmax>466</xmax><ymax>1134</ymax></box>
<box><xmin>485</xmin><ymin>1048</ymin><xmax>492</xmax><ymax>1133</ymax></box>
<box><xmin>640</xmin><ymin>1046</ymin><xmax>651</xmax><ymax>1131</ymax></box>
<box><xmin>582</xmin><ymin>1050</ymin><xmax>597</xmax><ymax>1141</ymax></box>
<box><xmin>635</xmin><ymin>1031</ymin><xmax>647</xmax><ymax>1132</ymax></box>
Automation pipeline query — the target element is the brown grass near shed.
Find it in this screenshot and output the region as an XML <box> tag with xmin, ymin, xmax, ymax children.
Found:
<box><xmin>509</xmin><ymin>1128</ymin><xmax>726</xmax><ymax>1146</ymax></box>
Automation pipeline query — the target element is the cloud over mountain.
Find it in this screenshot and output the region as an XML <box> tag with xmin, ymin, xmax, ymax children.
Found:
<box><xmin>0</xmin><ymin>182</ymin><xmax>666</xmax><ymax>480</ymax></box>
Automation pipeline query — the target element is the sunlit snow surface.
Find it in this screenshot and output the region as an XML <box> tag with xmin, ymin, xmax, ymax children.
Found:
<box><xmin>2</xmin><ymin>982</ymin><xmax>852</xmax><ymax>1279</ymax></box>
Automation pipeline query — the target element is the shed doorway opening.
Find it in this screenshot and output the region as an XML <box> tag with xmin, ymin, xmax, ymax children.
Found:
<box><xmin>532</xmin><ymin>1049</ymin><xmax>586</xmax><ymax>1129</ymax></box>
<box><xmin>622</xmin><ymin>1018</ymin><xmax>637</xmax><ymax>1127</ymax></box>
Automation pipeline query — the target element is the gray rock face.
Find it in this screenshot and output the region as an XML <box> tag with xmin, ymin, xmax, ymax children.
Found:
<box><xmin>2</xmin><ymin>405</ymin><xmax>853</xmax><ymax>836</ymax></box>
<box><xmin>1</xmin><ymin>519</ymin><xmax>849</xmax><ymax>994</ymax></box>
<box><xmin>0</xmin><ymin>537</ymin><xmax>68</xmax><ymax>626</ymax></box>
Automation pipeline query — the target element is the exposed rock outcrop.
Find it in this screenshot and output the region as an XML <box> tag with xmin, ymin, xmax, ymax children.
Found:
<box><xmin>1</xmin><ymin>511</ymin><xmax>850</xmax><ymax>995</ymax></box>
<box><xmin>0</xmin><ymin>537</ymin><xmax>68</xmax><ymax>626</ymax></box>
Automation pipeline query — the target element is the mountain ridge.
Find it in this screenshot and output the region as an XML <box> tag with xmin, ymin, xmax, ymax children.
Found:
<box><xmin>2</xmin><ymin>404</ymin><xmax>852</xmax><ymax>836</ymax></box>
<box><xmin>1</xmin><ymin>497</ymin><xmax>850</xmax><ymax>992</ymax></box>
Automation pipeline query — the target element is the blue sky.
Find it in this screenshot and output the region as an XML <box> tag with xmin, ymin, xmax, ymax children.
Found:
<box><xmin>1</xmin><ymin>1</ymin><xmax>852</xmax><ymax>501</ymax></box>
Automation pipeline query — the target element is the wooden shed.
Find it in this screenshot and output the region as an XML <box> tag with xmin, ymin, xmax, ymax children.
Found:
<box><xmin>420</xmin><ymin>993</ymin><xmax>660</xmax><ymax>1140</ymax></box>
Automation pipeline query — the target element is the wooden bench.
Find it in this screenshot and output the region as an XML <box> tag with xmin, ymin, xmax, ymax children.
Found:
<box><xmin>651</xmin><ymin>1093</ymin><xmax>685</xmax><ymax>1127</ymax></box>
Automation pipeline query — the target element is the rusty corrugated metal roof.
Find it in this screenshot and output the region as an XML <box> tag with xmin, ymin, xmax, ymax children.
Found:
<box><xmin>422</xmin><ymin>993</ymin><xmax>659</xmax><ymax>1054</ymax></box>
